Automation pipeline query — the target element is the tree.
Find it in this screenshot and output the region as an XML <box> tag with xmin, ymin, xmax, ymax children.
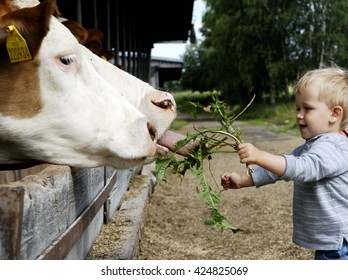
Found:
<box><xmin>182</xmin><ymin>0</ymin><xmax>348</xmax><ymax>105</ymax></box>
<box><xmin>180</xmin><ymin>43</ymin><xmax>217</xmax><ymax>92</ymax></box>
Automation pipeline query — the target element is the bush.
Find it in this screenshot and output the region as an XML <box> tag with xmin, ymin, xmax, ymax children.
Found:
<box><xmin>173</xmin><ymin>90</ymin><xmax>219</xmax><ymax>111</ymax></box>
<box><xmin>172</xmin><ymin>90</ymin><xmax>298</xmax><ymax>134</ymax></box>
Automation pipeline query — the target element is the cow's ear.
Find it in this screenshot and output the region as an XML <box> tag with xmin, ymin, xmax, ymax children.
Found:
<box><xmin>0</xmin><ymin>0</ymin><xmax>56</xmax><ymax>59</ymax></box>
<box><xmin>62</xmin><ymin>20</ymin><xmax>88</xmax><ymax>44</ymax></box>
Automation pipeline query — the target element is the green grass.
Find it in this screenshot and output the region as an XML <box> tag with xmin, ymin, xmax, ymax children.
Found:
<box><xmin>240</xmin><ymin>101</ymin><xmax>299</xmax><ymax>135</ymax></box>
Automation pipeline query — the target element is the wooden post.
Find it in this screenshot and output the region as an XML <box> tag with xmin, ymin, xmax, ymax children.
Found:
<box><xmin>0</xmin><ymin>185</ymin><xmax>24</xmax><ymax>260</ymax></box>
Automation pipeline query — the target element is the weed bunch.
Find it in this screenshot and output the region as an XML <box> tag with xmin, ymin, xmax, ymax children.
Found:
<box><xmin>156</xmin><ymin>95</ymin><xmax>255</xmax><ymax>233</ymax></box>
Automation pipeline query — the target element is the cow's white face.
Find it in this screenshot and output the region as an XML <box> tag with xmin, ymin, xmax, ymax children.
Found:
<box><xmin>0</xmin><ymin>0</ymin><xmax>178</xmax><ymax>169</ymax></box>
<box><xmin>87</xmin><ymin>56</ymin><xmax>177</xmax><ymax>140</ymax></box>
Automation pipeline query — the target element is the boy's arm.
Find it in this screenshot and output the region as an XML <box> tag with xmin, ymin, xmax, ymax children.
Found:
<box><xmin>238</xmin><ymin>143</ymin><xmax>286</xmax><ymax>177</ymax></box>
<box><xmin>220</xmin><ymin>143</ymin><xmax>286</xmax><ymax>190</ymax></box>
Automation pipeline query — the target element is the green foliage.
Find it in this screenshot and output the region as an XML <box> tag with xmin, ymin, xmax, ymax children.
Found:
<box><xmin>173</xmin><ymin>90</ymin><xmax>298</xmax><ymax>134</ymax></box>
<box><xmin>238</xmin><ymin>99</ymin><xmax>299</xmax><ymax>134</ymax></box>
<box><xmin>156</xmin><ymin>95</ymin><xmax>255</xmax><ymax>233</ymax></box>
<box><xmin>173</xmin><ymin>90</ymin><xmax>218</xmax><ymax>110</ymax></box>
<box><xmin>163</xmin><ymin>80</ymin><xmax>183</xmax><ymax>92</ymax></box>
<box><xmin>180</xmin><ymin>44</ymin><xmax>217</xmax><ymax>92</ymax></box>
<box><xmin>183</xmin><ymin>0</ymin><xmax>348</xmax><ymax>106</ymax></box>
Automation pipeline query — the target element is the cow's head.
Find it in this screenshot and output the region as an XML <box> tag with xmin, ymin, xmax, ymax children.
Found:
<box><xmin>56</xmin><ymin>13</ymin><xmax>177</xmax><ymax>143</ymax></box>
<box><xmin>0</xmin><ymin>0</ymin><xmax>179</xmax><ymax>169</ymax></box>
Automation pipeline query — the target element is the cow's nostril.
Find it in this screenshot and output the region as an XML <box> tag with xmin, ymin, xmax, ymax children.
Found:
<box><xmin>147</xmin><ymin>122</ymin><xmax>157</xmax><ymax>142</ymax></box>
<box><xmin>151</xmin><ymin>92</ymin><xmax>176</xmax><ymax>110</ymax></box>
<box><xmin>152</xmin><ymin>99</ymin><xmax>173</xmax><ymax>109</ymax></box>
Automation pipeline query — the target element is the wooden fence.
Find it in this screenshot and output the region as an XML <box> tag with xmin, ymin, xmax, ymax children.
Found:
<box><xmin>0</xmin><ymin>163</ymin><xmax>155</xmax><ymax>259</ymax></box>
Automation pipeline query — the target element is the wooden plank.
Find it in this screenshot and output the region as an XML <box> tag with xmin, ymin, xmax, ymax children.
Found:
<box><xmin>87</xmin><ymin>175</ymin><xmax>153</xmax><ymax>259</ymax></box>
<box><xmin>141</xmin><ymin>161</ymin><xmax>157</xmax><ymax>192</ymax></box>
<box><xmin>37</xmin><ymin>171</ymin><xmax>116</xmax><ymax>259</ymax></box>
<box><xmin>0</xmin><ymin>185</ymin><xmax>24</xmax><ymax>260</ymax></box>
<box><xmin>105</xmin><ymin>169</ymin><xmax>133</xmax><ymax>222</ymax></box>
<box><xmin>0</xmin><ymin>164</ymin><xmax>51</xmax><ymax>185</ymax></box>
<box><xmin>64</xmin><ymin>207</ymin><xmax>104</xmax><ymax>259</ymax></box>
<box><xmin>13</xmin><ymin>165</ymin><xmax>105</xmax><ymax>259</ymax></box>
<box><xmin>0</xmin><ymin>171</ymin><xmax>15</xmax><ymax>185</ymax></box>
<box><xmin>0</xmin><ymin>164</ymin><xmax>136</xmax><ymax>260</ymax></box>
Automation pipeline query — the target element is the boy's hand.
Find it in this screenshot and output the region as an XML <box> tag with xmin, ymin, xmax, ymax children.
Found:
<box><xmin>237</xmin><ymin>143</ymin><xmax>262</xmax><ymax>165</ymax></box>
<box><xmin>237</xmin><ymin>143</ymin><xmax>287</xmax><ymax>177</ymax></box>
<box><xmin>221</xmin><ymin>171</ymin><xmax>255</xmax><ymax>189</ymax></box>
<box><xmin>220</xmin><ymin>172</ymin><xmax>243</xmax><ymax>189</ymax></box>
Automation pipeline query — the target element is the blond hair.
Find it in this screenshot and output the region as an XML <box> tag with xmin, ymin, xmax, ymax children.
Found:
<box><xmin>295</xmin><ymin>66</ymin><xmax>348</xmax><ymax>130</ymax></box>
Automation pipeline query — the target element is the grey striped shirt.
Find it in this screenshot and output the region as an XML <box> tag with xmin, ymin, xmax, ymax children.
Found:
<box><xmin>251</xmin><ymin>133</ymin><xmax>348</xmax><ymax>250</ymax></box>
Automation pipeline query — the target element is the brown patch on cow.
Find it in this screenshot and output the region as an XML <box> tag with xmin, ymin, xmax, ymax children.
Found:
<box><xmin>0</xmin><ymin>0</ymin><xmax>17</xmax><ymax>17</ymax></box>
<box><xmin>0</xmin><ymin>58</ymin><xmax>42</xmax><ymax>118</ymax></box>
<box><xmin>0</xmin><ymin>0</ymin><xmax>56</xmax><ymax>58</ymax></box>
<box><xmin>0</xmin><ymin>0</ymin><xmax>56</xmax><ymax>118</ymax></box>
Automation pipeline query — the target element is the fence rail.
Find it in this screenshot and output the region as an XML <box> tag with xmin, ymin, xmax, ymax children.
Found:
<box><xmin>0</xmin><ymin>163</ymin><xmax>153</xmax><ymax>260</ymax></box>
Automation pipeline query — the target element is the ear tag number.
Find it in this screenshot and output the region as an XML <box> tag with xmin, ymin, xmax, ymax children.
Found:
<box><xmin>6</xmin><ymin>25</ymin><xmax>32</xmax><ymax>63</ymax></box>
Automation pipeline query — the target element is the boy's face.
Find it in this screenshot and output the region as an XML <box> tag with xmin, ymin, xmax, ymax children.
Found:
<box><xmin>295</xmin><ymin>83</ymin><xmax>336</xmax><ymax>140</ymax></box>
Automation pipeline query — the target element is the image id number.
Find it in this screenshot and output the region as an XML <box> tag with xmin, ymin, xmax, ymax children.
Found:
<box><xmin>193</xmin><ymin>266</ymin><xmax>248</xmax><ymax>276</ymax></box>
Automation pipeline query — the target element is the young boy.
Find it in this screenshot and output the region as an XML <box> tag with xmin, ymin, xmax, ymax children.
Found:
<box><xmin>221</xmin><ymin>66</ymin><xmax>348</xmax><ymax>260</ymax></box>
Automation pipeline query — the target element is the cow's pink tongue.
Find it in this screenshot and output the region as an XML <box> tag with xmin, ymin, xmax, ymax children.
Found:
<box><xmin>157</xmin><ymin>130</ymin><xmax>191</xmax><ymax>157</ymax></box>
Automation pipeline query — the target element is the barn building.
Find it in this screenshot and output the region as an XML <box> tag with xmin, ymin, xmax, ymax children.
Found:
<box><xmin>56</xmin><ymin>0</ymin><xmax>195</xmax><ymax>83</ymax></box>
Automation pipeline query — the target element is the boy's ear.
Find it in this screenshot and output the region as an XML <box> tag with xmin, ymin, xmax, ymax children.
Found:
<box><xmin>330</xmin><ymin>105</ymin><xmax>343</xmax><ymax>123</ymax></box>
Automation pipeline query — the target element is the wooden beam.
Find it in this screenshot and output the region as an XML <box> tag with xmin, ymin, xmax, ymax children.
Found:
<box><xmin>37</xmin><ymin>171</ymin><xmax>117</xmax><ymax>260</ymax></box>
<box><xmin>0</xmin><ymin>186</ymin><xmax>24</xmax><ymax>260</ymax></box>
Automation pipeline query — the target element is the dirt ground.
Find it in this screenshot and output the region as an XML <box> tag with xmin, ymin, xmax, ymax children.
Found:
<box><xmin>139</xmin><ymin>117</ymin><xmax>315</xmax><ymax>260</ymax></box>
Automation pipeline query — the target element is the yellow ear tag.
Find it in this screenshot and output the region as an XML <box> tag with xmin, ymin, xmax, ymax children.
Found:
<box><xmin>6</xmin><ymin>25</ymin><xmax>32</xmax><ymax>63</ymax></box>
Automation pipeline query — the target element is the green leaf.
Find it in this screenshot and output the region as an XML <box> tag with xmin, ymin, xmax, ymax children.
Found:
<box><xmin>156</xmin><ymin>157</ymin><xmax>177</xmax><ymax>182</ymax></box>
<box><xmin>204</xmin><ymin>209</ymin><xmax>242</xmax><ymax>233</ymax></box>
<box><xmin>181</xmin><ymin>101</ymin><xmax>205</xmax><ymax>118</ymax></box>
<box><xmin>174</xmin><ymin>133</ymin><xmax>200</xmax><ymax>151</ymax></box>
<box><xmin>155</xmin><ymin>95</ymin><xmax>254</xmax><ymax>233</ymax></box>
<box><xmin>197</xmin><ymin>188</ymin><xmax>221</xmax><ymax>208</ymax></box>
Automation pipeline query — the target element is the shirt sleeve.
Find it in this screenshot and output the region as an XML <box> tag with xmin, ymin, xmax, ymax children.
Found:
<box><xmin>251</xmin><ymin>166</ymin><xmax>280</xmax><ymax>187</ymax></box>
<box><xmin>282</xmin><ymin>136</ymin><xmax>348</xmax><ymax>183</ymax></box>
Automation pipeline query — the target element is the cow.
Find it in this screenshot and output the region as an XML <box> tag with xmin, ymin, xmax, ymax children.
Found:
<box><xmin>0</xmin><ymin>0</ymin><xmax>187</xmax><ymax>170</ymax></box>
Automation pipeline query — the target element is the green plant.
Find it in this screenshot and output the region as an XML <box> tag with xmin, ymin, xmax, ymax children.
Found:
<box><xmin>156</xmin><ymin>95</ymin><xmax>255</xmax><ymax>233</ymax></box>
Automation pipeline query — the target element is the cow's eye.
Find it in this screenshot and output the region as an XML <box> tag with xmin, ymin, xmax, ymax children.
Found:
<box><xmin>59</xmin><ymin>55</ymin><xmax>76</xmax><ymax>65</ymax></box>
